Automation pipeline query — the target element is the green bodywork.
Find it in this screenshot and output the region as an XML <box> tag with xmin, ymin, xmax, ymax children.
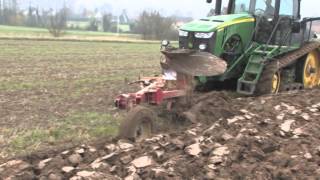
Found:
<box><xmin>179</xmin><ymin>13</ymin><xmax>300</xmax><ymax>94</ymax></box>
<box><xmin>181</xmin><ymin>14</ymin><xmax>255</xmax><ymax>56</ymax></box>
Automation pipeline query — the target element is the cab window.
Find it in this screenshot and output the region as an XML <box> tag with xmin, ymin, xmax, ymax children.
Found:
<box><xmin>280</xmin><ymin>0</ymin><xmax>293</xmax><ymax>15</ymax></box>
<box><xmin>256</xmin><ymin>0</ymin><xmax>276</xmax><ymax>16</ymax></box>
<box><xmin>234</xmin><ymin>0</ymin><xmax>250</xmax><ymax>14</ymax></box>
<box><xmin>280</xmin><ymin>0</ymin><xmax>299</xmax><ymax>18</ymax></box>
<box><xmin>222</xmin><ymin>0</ymin><xmax>230</xmax><ymax>14</ymax></box>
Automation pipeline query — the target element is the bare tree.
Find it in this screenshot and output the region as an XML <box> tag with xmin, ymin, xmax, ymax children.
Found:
<box><xmin>102</xmin><ymin>13</ymin><xmax>112</xmax><ymax>32</ymax></box>
<box><xmin>27</xmin><ymin>5</ymin><xmax>36</xmax><ymax>26</ymax></box>
<box><xmin>1</xmin><ymin>0</ymin><xmax>15</xmax><ymax>25</ymax></box>
<box><xmin>133</xmin><ymin>11</ymin><xmax>177</xmax><ymax>40</ymax></box>
<box><xmin>0</xmin><ymin>0</ymin><xmax>3</xmax><ymax>24</ymax></box>
<box><xmin>47</xmin><ymin>8</ymin><xmax>67</xmax><ymax>37</ymax></box>
<box><xmin>11</xmin><ymin>0</ymin><xmax>17</xmax><ymax>15</ymax></box>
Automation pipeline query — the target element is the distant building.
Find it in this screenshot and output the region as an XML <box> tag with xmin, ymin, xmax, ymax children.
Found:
<box><xmin>67</xmin><ymin>9</ymin><xmax>131</xmax><ymax>33</ymax></box>
<box><xmin>119</xmin><ymin>10</ymin><xmax>130</xmax><ymax>24</ymax></box>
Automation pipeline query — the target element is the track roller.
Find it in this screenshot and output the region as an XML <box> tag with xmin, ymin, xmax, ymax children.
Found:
<box><xmin>255</xmin><ymin>62</ymin><xmax>281</xmax><ymax>95</ymax></box>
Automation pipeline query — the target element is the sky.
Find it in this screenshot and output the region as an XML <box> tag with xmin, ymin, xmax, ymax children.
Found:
<box><xmin>20</xmin><ymin>0</ymin><xmax>319</xmax><ymax>19</ymax></box>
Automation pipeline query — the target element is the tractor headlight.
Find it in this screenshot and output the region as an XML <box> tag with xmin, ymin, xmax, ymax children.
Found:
<box><xmin>199</xmin><ymin>44</ymin><xmax>207</xmax><ymax>51</ymax></box>
<box><xmin>161</xmin><ymin>40</ymin><xmax>170</xmax><ymax>47</ymax></box>
<box><xmin>179</xmin><ymin>30</ymin><xmax>188</xmax><ymax>37</ymax></box>
<box><xmin>195</xmin><ymin>32</ymin><xmax>214</xmax><ymax>39</ymax></box>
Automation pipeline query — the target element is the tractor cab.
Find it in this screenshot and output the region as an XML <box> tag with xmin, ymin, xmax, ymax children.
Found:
<box><xmin>179</xmin><ymin>0</ymin><xmax>302</xmax><ymax>56</ymax></box>
<box><xmin>218</xmin><ymin>0</ymin><xmax>300</xmax><ymax>19</ymax></box>
<box><xmin>220</xmin><ymin>0</ymin><xmax>302</xmax><ymax>46</ymax></box>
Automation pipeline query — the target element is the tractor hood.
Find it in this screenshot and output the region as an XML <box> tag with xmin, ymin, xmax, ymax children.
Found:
<box><xmin>180</xmin><ymin>13</ymin><xmax>254</xmax><ymax>32</ymax></box>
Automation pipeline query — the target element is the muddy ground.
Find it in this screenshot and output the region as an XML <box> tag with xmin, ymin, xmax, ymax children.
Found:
<box><xmin>2</xmin><ymin>89</ymin><xmax>320</xmax><ymax>179</ymax></box>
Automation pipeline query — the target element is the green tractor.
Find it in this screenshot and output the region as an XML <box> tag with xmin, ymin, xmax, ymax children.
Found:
<box><xmin>172</xmin><ymin>0</ymin><xmax>320</xmax><ymax>95</ymax></box>
<box><xmin>116</xmin><ymin>0</ymin><xmax>320</xmax><ymax>140</ymax></box>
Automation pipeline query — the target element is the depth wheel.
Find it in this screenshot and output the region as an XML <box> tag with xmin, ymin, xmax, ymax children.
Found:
<box><xmin>118</xmin><ymin>106</ymin><xmax>154</xmax><ymax>141</ymax></box>
<box><xmin>255</xmin><ymin>63</ymin><xmax>281</xmax><ymax>95</ymax></box>
<box><xmin>301</xmin><ymin>50</ymin><xmax>320</xmax><ymax>88</ymax></box>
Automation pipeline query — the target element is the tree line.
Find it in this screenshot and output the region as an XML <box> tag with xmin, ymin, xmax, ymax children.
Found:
<box><xmin>0</xmin><ymin>0</ymin><xmax>179</xmax><ymax>40</ymax></box>
<box><xmin>132</xmin><ymin>11</ymin><xmax>178</xmax><ymax>40</ymax></box>
<box><xmin>100</xmin><ymin>11</ymin><xmax>178</xmax><ymax>40</ymax></box>
<box><xmin>0</xmin><ymin>0</ymin><xmax>48</xmax><ymax>27</ymax></box>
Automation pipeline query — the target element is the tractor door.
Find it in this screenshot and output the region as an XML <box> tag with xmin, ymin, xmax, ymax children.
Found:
<box><xmin>275</xmin><ymin>0</ymin><xmax>300</xmax><ymax>46</ymax></box>
<box><xmin>253</xmin><ymin>0</ymin><xmax>277</xmax><ymax>44</ymax></box>
<box><xmin>254</xmin><ymin>0</ymin><xmax>300</xmax><ymax>46</ymax></box>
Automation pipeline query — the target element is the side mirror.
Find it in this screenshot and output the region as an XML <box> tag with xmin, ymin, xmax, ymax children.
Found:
<box><xmin>207</xmin><ymin>0</ymin><xmax>212</xmax><ymax>3</ymax></box>
<box><xmin>292</xmin><ymin>22</ymin><xmax>301</xmax><ymax>33</ymax></box>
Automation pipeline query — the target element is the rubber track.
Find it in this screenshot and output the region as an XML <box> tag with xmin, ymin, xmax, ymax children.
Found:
<box><xmin>256</xmin><ymin>41</ymin><xmax>320</xmax><ymax>94</ymax></box>
<box><xmin>276</xmin><ymin>41</ymin><xmax>320</xmax><ymax>69</ymax></box>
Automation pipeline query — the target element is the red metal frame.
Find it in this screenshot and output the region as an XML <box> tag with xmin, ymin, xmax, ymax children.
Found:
<box><xmin>115</xmin><ymin>75</ymin><xmax>188</xmax><ymax>110</ymax></box>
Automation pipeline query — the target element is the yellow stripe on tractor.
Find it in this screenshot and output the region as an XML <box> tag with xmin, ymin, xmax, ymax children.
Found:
<box><xmin>217</xmin><ymin>18</ymin><xmax>255</xmax><ymax>30</ymax></box>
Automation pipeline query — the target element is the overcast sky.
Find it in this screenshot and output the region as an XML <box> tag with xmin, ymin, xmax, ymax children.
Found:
<box><xmin>22</xmin><ymin>0</ymin><xmax>319</xmax><ymax>18</ymax></box>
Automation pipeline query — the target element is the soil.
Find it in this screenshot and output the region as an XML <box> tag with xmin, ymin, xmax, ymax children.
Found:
<box><xmin>0</xmin><ymin>39</ymin><xmax>160</xmax><ymax>160</ymax></box>
<box><xmin>2</xmin><ymin>89</ymin><xmax>320</xmax><ymax>179</ymax></box>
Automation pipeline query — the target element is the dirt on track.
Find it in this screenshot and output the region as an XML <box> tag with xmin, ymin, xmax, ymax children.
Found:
<box><xmin>2</xmin><ymin>89</ymin><xmax>320</xmax><ymax>179</ymax></box>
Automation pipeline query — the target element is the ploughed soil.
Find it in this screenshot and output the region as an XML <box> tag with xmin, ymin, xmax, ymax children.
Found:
<box><xmin>2</xmin><ymin>89</ymin><xmax>320</xmax><ymax>179</ymax></box>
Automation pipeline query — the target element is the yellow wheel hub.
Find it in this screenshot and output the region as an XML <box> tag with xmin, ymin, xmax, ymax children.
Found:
<box><xmin>271</xmin><ymin>72</ymin><xmax>281</xmax><ymax>94</ymax></box>
<box><xmin>303</xmin><ymin>50</ymin><xmax>320</xmax><ymax>88</ymax></box>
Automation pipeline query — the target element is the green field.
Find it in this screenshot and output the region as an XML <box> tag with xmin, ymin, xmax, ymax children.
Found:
<box><xmin>67</xmin><ymin>21</ymin><xmax>90</xmax><ymax>29</ymax></box>
<box><xmin>0</xmin><ymin>39</ymin><xmax>160</xmax><ymax>160</ymax></box>
<box><xmin>0</xmin><ymin>25</ymin><xmax>141</xmax><ymax>41</ymax></box>
<box><xmin>67</xmin><ymin>21</ymin><xmax>131</xmax><ymax>32</ymax></box>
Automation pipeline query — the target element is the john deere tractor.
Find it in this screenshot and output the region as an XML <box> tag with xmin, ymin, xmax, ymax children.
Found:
<box><xmin>171</xmin><ymin>0</ymin><xmax>320</xmax><ymax>95</ymax></box>
<box><xmin>116</xmin><ymin>0</ymin><xmax>320</xmax><ymax>140</ymax></box>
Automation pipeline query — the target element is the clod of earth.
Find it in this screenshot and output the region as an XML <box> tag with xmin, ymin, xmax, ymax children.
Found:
<box><xmin>48</xmin><ymin>173</ymin><xmax>63</xmax><ymax>180</ymax></box>
<box><xmin>213</xmin><ymin>146</ymin><xmax>230</xmax><ymax>156</ymax></box>
<box><xmin>62</xmin><ymin>166</ymin><xmax>74</xmax><ymax>173</ymax></box>
<box><xmin>68</xmin><ymin>154</ymin><xmax>83</xmax><ymax>166</ymax></box>
<box><xmin>185</xmin><ymin>143</ymin><xmax>202</xmax><ymax>156</ymax></box>
<box><xmin>301</xmin><ymin>113</ymin><xmax>310</xmax><ymax>121</ymax></box>
<box><xmin>280</xmin><ymin>120</ymin><xmax>295</xmax><ymax>133</ymax></box>
<box><xmin>120</xmin><ymin>155</ymin><xmax>133</xmax><ymax>164</ymax></box>
<box><xmin>124</xmin><ymin>173</ymin><xmax>140</xmax><ymax>180</ymax></box>
<box><xmin>277</xmin><ymin>113</ymin><xmax>285</xmax><ymax>120</ymax></box>
<box><xmin>210</xmin><ymin>156</ymin><xmax>223</xmax><ymax>164</ymax></box>
<box><xmin>118</xmin><ymin>140</ymin><xmax>134</xmax><ymax>151</ymax></box>
<box><xmin>293</xmin><ymin>128</ymin><xmax>305</xmax><ymax>136</ymax></box>
<box><xmin>75</xmin><ymin>148</ymin><xmax>85</xmax><ymax>154</ymax></box>
<box><xmin>105</xmin><ymin>144</ymin><xmax>118</xmax><ymax>152</ymax></box>
<box><xmin>3</xmin><ymin>90</ymin><xmax>320</xmax><ymax>179</ymax></box>
<box><xmin>131</xmin><ymin>156</ymin><xmax>154</xmax><ymax>168</ymax></box>
<box><xmin>304</xmin><ymin>153</ymin><xmax>313</xmax><ymax>160</ymax></box>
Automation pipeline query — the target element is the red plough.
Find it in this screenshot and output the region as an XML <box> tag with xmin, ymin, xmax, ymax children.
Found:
<box><xmin>115</xmin><ymin>75</ymin><xmax>189</xmax><ymax>110</ymax></box>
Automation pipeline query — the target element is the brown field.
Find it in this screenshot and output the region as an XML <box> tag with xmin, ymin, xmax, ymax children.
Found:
<box><xmin>0</xmin><ymin>39</ymin><xmax>160</xmax><ymax>160</ymax></box>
